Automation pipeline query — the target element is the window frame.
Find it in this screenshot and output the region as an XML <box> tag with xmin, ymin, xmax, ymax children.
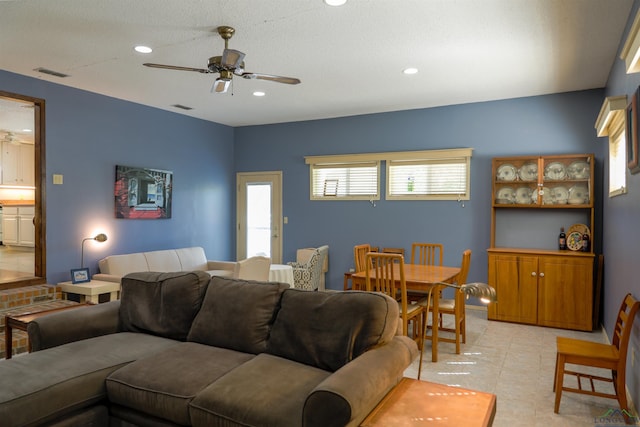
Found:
<box><xmin>595</xmin><ymin>95</ymin><xmax>627</xmax><ymax>198</ymax></box>
<box><xmin>386</xmin><ymin>153</ymin><xmax>471</xmax><ymax>201</ymax></box>
<box><xmin>305</xmin><ymin>148</ymin><xmax>473</xmax><ymax>202</ymax></box>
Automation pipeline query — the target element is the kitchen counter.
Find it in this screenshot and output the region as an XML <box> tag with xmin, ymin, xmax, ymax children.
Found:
<box><xmin>0</xmin><ymin>200</ymin><xmax>34</xmax><ymax>206</ymax></box>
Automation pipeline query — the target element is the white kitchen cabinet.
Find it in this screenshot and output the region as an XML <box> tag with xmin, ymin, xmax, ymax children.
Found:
<box><xmin>2</xmin><ymin>142</ymin><xmax>35</xmax><ymax>186</ymax></box>
<box><xmin>2</xmin><ymin>206</ymin><xmax>34</xmax><ymax>247</ymax></box>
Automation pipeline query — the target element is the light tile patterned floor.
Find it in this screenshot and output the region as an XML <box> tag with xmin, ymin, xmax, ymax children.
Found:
<box><xmin>404</xmin><ymin>308</ymin><xmax>638</xmax><ymax>427</ymax></box>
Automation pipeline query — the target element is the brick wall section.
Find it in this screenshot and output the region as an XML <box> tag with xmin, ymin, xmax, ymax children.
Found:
<box><xmin>0</xmin><ymin>285</ymin><xmax>72</xmax><ymax>358</ymax></box>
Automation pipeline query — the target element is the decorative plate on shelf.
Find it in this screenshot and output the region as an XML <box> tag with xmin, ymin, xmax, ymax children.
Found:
<box><xmin>544</xmin><ymin>162</ymin><xmax>567</xmax><ymax>180</ymax></box>
<box><xmin>567</xmin><ymin>161</ymin><xmax>590</xmax><ymax>180</ymax></box>
<box><xmin>518</xmin><ymin>162</ymin><xmax>538</xmax><ymax>181</ymax></box>
<box><xmin>568</xmin><ymin>184</ymin><xmax>589</xmax><ymax>204</ymax></box>
<box><xmin>496</xmin><ymin>164</ymin><xmax>517</xmax><ymax>181</ymax></box>
<box><xmin>551</xmin><ymin>186</ymin><xmax>569</xmax><ymax>204</ymax></box>
<box><xmin>568</xmin><ymin>223</ymin><xmax>590</xmax><ymax>239</ymax></box>
<box><xmin>515</xmin><ymin>187</ymin><xmax>532</xmax><ymax>204</ymax></box>
<box><xmin>566</xmin><ymin>231</ymin><xmax>583</xmax><ymax>251</ymax></box>
<box><xmin>531</xmin><ymin>187</ymin><xmax>553</xmax><ymax>204</ymax></box>
<box><xmin>495</xmin><ymin>187</ymin><xmax>515</xmax><ymax>204</ymax></box>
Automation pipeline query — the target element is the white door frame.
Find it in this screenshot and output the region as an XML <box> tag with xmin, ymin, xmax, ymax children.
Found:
<box><xmin>236</xmin><ymin>171</ymin><xmax>283</xmax><ymax>263</ymax></box>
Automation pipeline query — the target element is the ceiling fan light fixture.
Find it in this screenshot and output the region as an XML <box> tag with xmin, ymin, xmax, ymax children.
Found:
<box><xmin>134</xmin><ymin>45</ymin><xmax>153</xmax><ymax>54</ymax></box>
<box><xmin>212</xmin><ymin>78</ymin><xmax>231</xmax><ymax>93</ymax></box>
<box><xmin>324</xmin><ymin>0</ymin><xmax>347</xmax><ymax>6</ymax></box>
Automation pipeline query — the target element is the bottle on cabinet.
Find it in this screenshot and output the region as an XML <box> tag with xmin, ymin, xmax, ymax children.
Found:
<box><xmin>581</xmin><ymin>232</ymin><xmax>590</xmax><ymax>252</ymax></box>
<box><xmin>558</xmin><ymin>227</ymin><xmax>567</xmax><ymax>250</ymax></box>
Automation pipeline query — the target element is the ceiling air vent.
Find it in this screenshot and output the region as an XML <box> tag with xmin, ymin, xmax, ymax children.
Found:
<box><xmin>171</xmin><ymin>104</ymin><xmax>193</xmax><ymax>110</ymax></box>
<box><xmin>33</xmin><ymin>67</ymin><xmax>69</xmax><ymax>78</ymax></box>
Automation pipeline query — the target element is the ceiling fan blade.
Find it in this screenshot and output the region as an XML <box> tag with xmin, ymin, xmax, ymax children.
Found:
<box><xmin>241</xmin><ymin>72</ymin><xmax>301</xmax><ymax>85</ymax></box>
<box><xmin>143</xmin><ymin>63</ymin><xmax>213</xmax><ymax>74</ymax></box>
<box><xmin>221</xmin><ymin>49</ymin><xmax>245</xmax><ymax>69</ymax></box>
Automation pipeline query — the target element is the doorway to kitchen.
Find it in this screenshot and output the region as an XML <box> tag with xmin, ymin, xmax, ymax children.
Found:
<box><xmin>0</xmin><ymin>91</ymin><xmax>45</xmax><ymax>289</ymax></box>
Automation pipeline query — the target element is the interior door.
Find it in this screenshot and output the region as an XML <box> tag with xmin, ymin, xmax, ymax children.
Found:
<box><xmin>236</xmin><ymin>172</ymin><xmax>282</xmax><ymax>263</ymax></box>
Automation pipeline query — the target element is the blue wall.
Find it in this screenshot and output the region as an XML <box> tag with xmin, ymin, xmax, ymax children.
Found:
<box><xmin>235</xmin><ymin>91</ymin><xmax>605</xmax><ymax>292</ymax></box>
<box><xmin>0</xmin><ymin>70</ymin><xmax>236</xmax><ymax>283</ymax></box>
<box><xmin>602</xmin><ymin>0</ymin><xmax>640</xmax><ymax>409</ymax></box>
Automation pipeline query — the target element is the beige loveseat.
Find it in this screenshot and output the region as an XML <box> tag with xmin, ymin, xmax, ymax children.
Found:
<box><xmin>93</xmin><ymin>246</ymin><xmax>236</xmax><ymax>283</ymax></box>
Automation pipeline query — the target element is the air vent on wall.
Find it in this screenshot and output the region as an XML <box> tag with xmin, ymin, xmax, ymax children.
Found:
<box><xmin>171</xmin><ymin>104</ymin><xmax>193</xmax><ymax>110</ymax></box>
<box><xmin>33</xmin><ymin>67</ymin><xmax>69</xmax><ymax>78</ymax></box>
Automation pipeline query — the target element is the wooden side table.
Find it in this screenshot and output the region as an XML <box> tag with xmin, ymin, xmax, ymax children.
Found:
<box><xmin>361</xmin><ymin>378</ymin><xmax>496</xmax><ymax>427</ymax></box>
<box><xmin>57</xmin><ymin>280</ymin><xmax>120</xmax><ymax>304</ymax></box>
<box><xmin>4</xmin><ymin>303</ymin><xmax>92</xmax><ymax>359</ymax></box>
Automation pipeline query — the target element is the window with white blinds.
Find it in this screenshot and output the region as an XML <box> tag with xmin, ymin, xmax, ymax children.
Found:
<box><xmin>387</xmin><ymin>157</ymin><xmax>470</xmax><ymax>200</ymax></box>
<box><xmin>595</xmin><ymin>96</ymin><xmax>627</xmax><ymax>198</ymax></box>
<box><xmin>609</xmin><ymin>114</ymin><xmax>627</xmax><ymax>197</ymax></box>
<box><xmin>309</xmin><ymin>162</ymin><xmax>379</xmax><ymax>200</ymax></box>
<box><xmin>305</xmin><ymin>148</ymin><xmax>472</xmax><ymax>201</ymax></box>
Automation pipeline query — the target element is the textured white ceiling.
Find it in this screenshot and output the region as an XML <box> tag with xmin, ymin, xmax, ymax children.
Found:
<box><xmin>0</xmin><ymin>0</ymin><xmax>634</xmax><ymax>127</ymax></box>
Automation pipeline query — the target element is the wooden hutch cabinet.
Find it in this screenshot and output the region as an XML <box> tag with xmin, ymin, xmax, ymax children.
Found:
<box><xmin>487</xmin><ymin>154</ymin><xmax>595</xmax><ymax>331</ymax></box>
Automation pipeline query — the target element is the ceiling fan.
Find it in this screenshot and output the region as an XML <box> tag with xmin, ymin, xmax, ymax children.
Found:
<box><xmin>143</xmin><ymin>26</ymin><xmax>301</xmax><ymax>94</ymax></box>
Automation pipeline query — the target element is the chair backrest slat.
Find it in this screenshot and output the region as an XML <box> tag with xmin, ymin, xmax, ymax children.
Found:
<box><xmin>411</xmin><ymin>242</ymin><xmax>443</xmax><ymax>266</ymax></box>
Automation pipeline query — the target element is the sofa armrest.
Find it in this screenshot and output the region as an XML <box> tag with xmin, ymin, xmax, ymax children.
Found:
<box><xmin>206</xmin><ymin>260</ymin><xmax>236</xmax><ymax>271</ymax></box>
<box><xmin>92</xmin><ymin>273</ymin><xmax>121</xmax><ymax>283</ymax></box>
<box><xmin>303</xmin><ymin>335</ymin><xmax>418</xmax><ymax>427</ymax></box>
<box><xmin>27</xmin><ymin>301</ymin><xmax>121</xmax><ymax>351</ymax></box>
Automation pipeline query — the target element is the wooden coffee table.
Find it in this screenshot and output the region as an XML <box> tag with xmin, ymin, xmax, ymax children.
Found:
<box><xmin>4</xmin><ymin>302</ymin><xmax>92</xmax><ymax>359</ymax></box>
<box><xmin>361</xmin><ymin>377</ymin><xmax>496</xmax><ymax>427</ymax></box>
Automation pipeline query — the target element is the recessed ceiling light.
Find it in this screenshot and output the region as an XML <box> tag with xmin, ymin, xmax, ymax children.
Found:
<box><xmin>324</xmin><ymin>0</ymin><xmax>347</xmax><ymax>6</ymax></box>
<box><xmin>403</xmin><ymin>67</ymin><xmax>418</xmax><ymax>75</ymax></box>
<box><xmin>134</xmin><ymin>45</ymin><xmax>153</xmax><ymax>54</ymax></box>
<box><xmin>253</xmin><ymin>91</ymin><xmax>266</xmax><ymax>97</ymax></box>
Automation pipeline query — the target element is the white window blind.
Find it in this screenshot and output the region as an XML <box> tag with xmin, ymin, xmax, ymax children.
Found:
<box><xmin>387</xmin><ymin>156</ymin><xmax>470</xmax><ymax>200</ymax></box>
<box><xmin>305</xmin><ymin>148</ymin><xmax>472</xmax><ymax>201</ymax></box>
<box><xmin>609</xmin><ymin>114</ymin><xmax>627</xmax><ymax>197</ymax></box>
<box><xmin>595</xmin><ymin>96</ymin><xmax>627</xmax><ymax>197</ymax></box>
<box><xmin>310</xmin><ymin>162</ymin><xmax>379</xmax><ymax>200</ymax></box>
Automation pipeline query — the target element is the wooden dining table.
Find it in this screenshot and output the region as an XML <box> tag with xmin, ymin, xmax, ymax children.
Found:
<box><xmin>351</xmin><ymin>263</ymin><xmax>461</xmax><ymax>363</ymax></box>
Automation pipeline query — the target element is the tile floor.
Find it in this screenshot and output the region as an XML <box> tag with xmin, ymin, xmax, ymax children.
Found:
<box><xmin>404</xmin><ymin>308</ymin><xmax>637</xmax><ymax>427</ymax></box>
<box><xmin>0</xmin><ymin>244</ymin><xmax>34</xmax><ymax>282</ymax></box>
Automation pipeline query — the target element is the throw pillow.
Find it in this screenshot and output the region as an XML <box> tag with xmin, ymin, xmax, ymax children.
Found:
<box><xmin>119</xmin><ymin>271</ymin><xmax>210</xmax><ymax>340</ymax></box>
<box><xmin>187</xmin><ymin>276</ymin><xmax>288</xmax><ymax>354</ymax></box>
<box><xmin>266</xmin><ymin>290</ymin><xmax>398</xmax><ymax>372</ymax></box>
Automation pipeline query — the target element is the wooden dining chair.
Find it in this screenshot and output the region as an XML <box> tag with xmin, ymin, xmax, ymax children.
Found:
<box><xmin>343</xmin><ymin>244</ymin><xmax>377</xmax><ymax>290</ymax></box>
<box><xmin>411</xmin><ymin>242</ymin><xmax>443</xmax><ymax>266</ymax></box>
<box><xmin>553</xmin><ymin>293</ymin><xmax>640</xmax><ymax>417</ymax></box>
<box><xmin>420</xmin><ymin>249</ymin><xmax>471</xmax><ymax>354</ymax></box>
<box><xmin>365</xmin><ymin>252</ymin><xmax>424</xmax><ymax>344</ymax></box>
<box><xmin>382</xmin><ymin>247</ymin><xmax>405</xmax><ymax>257</ymax></box>
<box><xmin>408</xmin><ymin>243</ymin><xmax>444</xmax><ymax>302</ymax></box>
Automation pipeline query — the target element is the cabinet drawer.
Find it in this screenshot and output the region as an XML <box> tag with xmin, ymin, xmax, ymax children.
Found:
<box><xmin>2</xmin><ymin>206</ymin><xmax>17</xmax><ymax>215</ymax></box>
<box><xmin>18</xmin><ymin>206</ymin><xmax>34</xmax><ymax>215</ymax></box>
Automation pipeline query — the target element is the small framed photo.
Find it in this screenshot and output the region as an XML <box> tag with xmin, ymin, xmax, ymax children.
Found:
<box><xmin>70</xmin><ymin>268</ymin><xmax>90</xmax><ymax>284</ymax></box>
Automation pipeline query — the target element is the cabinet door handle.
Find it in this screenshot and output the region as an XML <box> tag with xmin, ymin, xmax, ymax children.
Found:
<box><xmin>531</xmin><ymin>272</ymin><xmax>537</xmax><ymax>277</ymax></box>
<box><xmin>539</xmin><ymin>272</ymin><xmax>545</xmax><ymax>278</ymax></box>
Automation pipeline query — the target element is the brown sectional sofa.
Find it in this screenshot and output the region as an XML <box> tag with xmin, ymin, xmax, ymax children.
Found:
<box><xmin>0</xmin><ymin>271</ymin><xmax>417</xmax><ymax>426</ymax></box>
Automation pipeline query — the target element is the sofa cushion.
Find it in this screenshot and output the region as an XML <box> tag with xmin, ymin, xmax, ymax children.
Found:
<box><xmin>106</xmin><ymin>342</ymin><xmax>254</xmax><ymax>426</ymax></box>
<box><xmin>0</xmin><ymin>333</ymin><xmax>179</xmax><ymax>427</ymax></box>
<box><xmin>98</xmin><ymin>252</ymin><xmax>149</xmax><ymax>276</ymax></box>
<box><xmin>189</xmin><ymin>353</ymin><xmax>331</xmax><ymax>427</ymax></box>
<box><xmin>187</xmin><ymin>276</ymin><xmax>288</xmax><ymax>354</ymax></box>
<box><xmin>266</xmin><ymin>290</ymin><xmax>399</xmax><ymax>372</ymax></box>
<box><xmin>176</xmin><ymin>246</ymin><xmax>209</xmax><ymax>271</ymax></box>
<box><xmin>144</xmin><ymin>249</ymin><xmax>182</xmax><ymax>271</ymax></box>
<box><xmin>119</xmin><ymin>271</ymin><xmax>210</xmax><ymax>340</ymax></box>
